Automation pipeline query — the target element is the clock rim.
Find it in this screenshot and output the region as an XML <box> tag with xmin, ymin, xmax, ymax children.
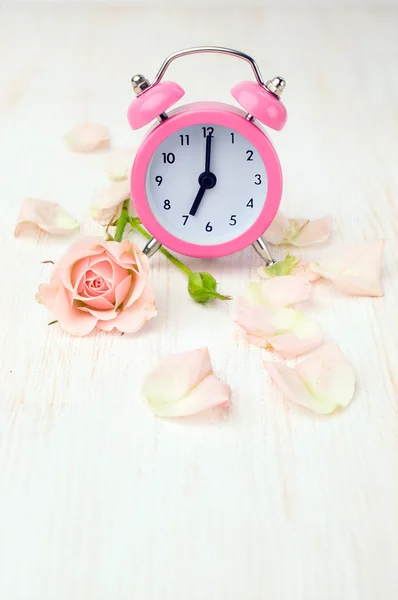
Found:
<box><xmin>131</xmin><ymin>102</ymin><xmax>282</xmax><ymax>258</ymax></box>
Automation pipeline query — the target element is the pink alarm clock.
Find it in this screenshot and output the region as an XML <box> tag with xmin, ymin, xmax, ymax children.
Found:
<box><xmin>127</xmin><ymin>47</ymin><xmax>287</xmax><ymax>265</ymax></box>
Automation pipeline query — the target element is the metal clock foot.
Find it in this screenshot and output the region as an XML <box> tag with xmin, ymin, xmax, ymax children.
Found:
<box><xmin>252</xmin><ymin>237</ymin><xmax>276</xmax><ymax>267</ymax></box>
<box><xmin>143</xmin><ymin>237</ymin><xmax>162</xmax><ymax>258</ymax></box>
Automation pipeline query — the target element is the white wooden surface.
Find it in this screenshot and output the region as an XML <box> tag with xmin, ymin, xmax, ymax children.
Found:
<box><xmin>1</xmin><ymin>4</ymin><xmax>398</xmax><ymax>599</ymax></box>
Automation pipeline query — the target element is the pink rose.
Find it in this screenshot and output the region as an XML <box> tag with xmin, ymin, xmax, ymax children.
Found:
<box><xmin>36</xmin><ymin>237</ymin><xmax>157</xmax><ymax>335</ymax></box>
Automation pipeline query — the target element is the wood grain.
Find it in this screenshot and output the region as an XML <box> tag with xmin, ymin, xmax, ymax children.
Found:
<box><xmin>0</xmin><ymin>4</ymin><xmax>398</xmax><ymax>599</ymax></box>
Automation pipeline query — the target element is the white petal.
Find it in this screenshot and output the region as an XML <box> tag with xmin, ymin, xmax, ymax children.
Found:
<box><xmin>64</xmin><ymin>122</ymin><xmax>110</xmax><ymax>152</ymax></box>
<box><xmin>263</xmin><ymin>211</ymin><xmax>332</xmax><ymax>246</ymax></box>
<box><xmin>90</xmin><ymin>180</ymin><xmax>131</xmax><ymax>222</ymax></box>
<box><xmin>244</xmin><ymin>276</ymin><xmax>311</xmax><ymax>307</ymax></box>
<box><xmin>14</xmin><ymin>198</ymin><xmax>79</xmax><ymax>236</ymax></box>
<box><xmin>236</xmin><ymin>300</ymin><xmax>323</xmax><ymax>358</ymax></box>
<box><xmin>258</xmin><ymin>254</ymin><xmax>321</xmax><ymax>282</ymax></box>
<box><xmin>104</xmin><ymin>149</ymin><xmax>136</xmax><ymax>181</ymax></box>
<box><xmin>264</xmin><ymin>343</ymin><xmax>355</xmax><ymax>414</ymax></box>
<box><xmin>142</xmin><ymin>348</ymin><xmax>230</xmax><ymax>417</ymax></box>
<box><xmin>310</xmin><ymin>240</ymin><xmax>384</xmax><ymax>297</ymax></box>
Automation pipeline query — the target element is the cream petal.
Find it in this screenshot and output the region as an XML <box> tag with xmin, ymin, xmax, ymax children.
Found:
<box><xmin>258</xmin><ymin>254</ymin><xmax>321</xmax><ymax>282</ymax></box>
<box><xmin>310</xmin><ymin>240</ymin><xmax>384</xmax><ymax>297</ymax></box>
<box><xmin>244</xmin><ymin>276</ymin><xmax>311</xmax><ymax>308</ymax></box>
<box><xmin>64</xmin><ymin>122</ymin><xmax>110</xmax><ymax>152</ymax></box>
<box><xmin>264</xmin><ymin>343</ymin><xmax>355</xmax><ymax>414</ymax></box>
<box><xmin>142</xmin><ymin>347</ymin><xmax>230</xmax><ymax>417</ymax></box>
<box><xmin>90</xmin><ymin>180</ymin><xmax>131</xmax><ymax>223</ymax></box>
<box><xmin>14</xmin><ymin>198</ymin><xmax>79</xmax><ymax>237</ymax></box>
<box><xmin>236</xmin><ymin>300</ymin><xmax>323</xmax><ymax>358</ymax></box>
<box><xmin>263</xmin><ymin>212</ymin><xmax>332</xmax><ymax>246</ymax></box>
<box><xmin>148</xmin><ymin>374</ymin><xmax>230</xmax><ymax>417</ymax></box>
<box><xmin>142</xmin><ymin>348</ymin><xmax>213</xmax><ymax>406</ymax></box>
<box><xmin>104</xmin><ymin>149</ymin><xmax>136</xmax><ymax>181</ymax></box>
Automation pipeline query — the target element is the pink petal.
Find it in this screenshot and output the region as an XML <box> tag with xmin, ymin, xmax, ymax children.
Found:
<box><xmin>64</xmin><ymin>122</ymin><xmax>110</xmax><ymax>152</ymax></box>
<box><xmin>263</xmin><ymin>211</ymin><xmax>332</xmax><ymax>246</ymax></box>
<box><xmin>236</xmin><ymin>300</ymin><xmax>323</xmax><ymax>358</ymax></box>
<box><xmin>258</xmin><ymin>254</ymin><xmax>321</xmax><ymax>282</ymax></box>
<box><xmin>142</xmin><ymin>347</ymin><xmax>230</xmax><ymax>417</ymax></box>
<box><xmin>14</xmin><ymin>198</ymin><xmax>79</xmax><ymax>237</ymax></box>
<box><xmin>264</xmin><ymin>343</ymin><xmax>355</xmax><ymax>414</ymax></box>
<box><xmin>244</xmin><ymin>276</ymin><xmax>311</xmax><ymax>308</ymax></box>
<box><xmin>104</xmin><ymin>149</ymin><xmax>136</xmax><ymax>181</ymax></box>
<box><xmin>35</xmin><ymin>283</ymin><xmax>58</xmax><ymax>313</ymax></box>
<box><xmin>310</xmin><ymin>240</ymin><xmax>384</xmax><ymax>297</ymax></box>
<box><xmin>97</xmin><ymin>284</ymin><xmax>157</xmax><ymax>333</ymax></box>
<box><xmin>90</xmin><ymin>181</ymin><xmax>132</xmax><ymax>223</ymax></box>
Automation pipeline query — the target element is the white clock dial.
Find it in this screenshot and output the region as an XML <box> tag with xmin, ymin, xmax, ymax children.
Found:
<box><xmin>146</xmin><ymin>123</ymin><xmax>268</xmax><ymax>245</ymax></box>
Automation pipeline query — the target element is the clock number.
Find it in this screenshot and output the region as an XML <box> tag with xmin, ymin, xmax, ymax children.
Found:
<box><xmin>202</xmin><ymin>126</ymin><xmax>214</xmax><ymax>138</ymax></box>
<box><xmin>229</xmin><ymin>215</ymin><xmax>237</xmax><ymax>226</ymax></box>
<box><xmin>230</xmin><ymin>132</ymin><xmax>235</xmax><ymax>144</ymax></box>
<box><xmin>246</xmin><ymin>150</ymin><xmax>254</xmax><ymax>161</ymax></box>
<box><xmin>205</xmin><ymin>222</ymin><xmax>213</xmax><ymax>232</ymax></box>
<box><xmin>155</xmin><ymin>175</ymin><xmax>163</xmax><ymax>186</ymax></box>
<box><xmin>254</xmin><ymin>174</ymin><xmax>262</xmax><ymax>185</ymax></box>
<box><xmin>162</xmin><ymin>152</ymin><xmax>175</xmax><ymax>164</ymax></box>
<box><xmin>163</xmin><ymin>199</ymin><xmax>171</xmax><ymax>210</ymax></box>
<box><xmin>182</xmin><ymin>215</ymin><xmax>189</xmax><ymax>226</ymax></box>
<box><xmin>179</xmin><ymin>134</ymin><xmax>190</xmax><ymax>146</ymax></box>
<box><xmin>246</xmin><ymin>198</ymin><xmax>254</xmax><ymax>208</ymax></box>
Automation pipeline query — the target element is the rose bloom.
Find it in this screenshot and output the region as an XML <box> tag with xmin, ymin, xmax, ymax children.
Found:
<box><xmin>36</xmin><ymin>237</ymin><xmax>157</xmax><ymax>335</ymax></box>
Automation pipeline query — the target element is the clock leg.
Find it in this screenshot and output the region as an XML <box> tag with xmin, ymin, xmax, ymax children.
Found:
<box><xmin>143</xmin><ymin>237</ymin><xmax>162</xmax><ymax>258</ymax></box>
<box><xmin>252</xmin><ymin>237</ymin><xmax>276</xmax><ymax>267</ymax></box>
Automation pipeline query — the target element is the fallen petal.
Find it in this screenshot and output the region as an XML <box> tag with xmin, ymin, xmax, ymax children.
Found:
<box><xmin>310</xmin><ymin>240</ymin><xmax>384</xmax><ymax>297</ymax></box>
<box><xmin>90</xmin><ymin>180</ymin><xmax>132</xmax><ymax>222</ymax></box>
<box><xmin>15</xmin><ymin>198</ymin><xmax>79</xmax><ymax>236</ymax></box>
<box><xmin>244</xmin><ymin>276</ymin><xmax>311</xmax><ymax>308</ymax></box>
<box><xmin>264</xmin><ymin>211</ymin><xmax>332</xmax><ymax>246</ymax></box>
<box><xmin>104</xmin><ymin>149</ymin><xmax>136</xmax><ymax>181</ymax></box>
<box><xmin>264</xmin><ymin>342</ymin><xmax>355</xmax><ymax>414</ymax></box>
<box><xmin>64</xmin><ymin>122</ymin><xmax>110</xmax><ymax>152</ymax></box>
<box><xmin>258</xmin><ymin>253</ymin><xmax>321</xmax><ymax>282</ymax></box>
<box><xmin>236</xmin><ymin>300</ymin><xmax>323</xmax><ymax>358</ymax></box>
<box><xmin>142</xmin><ymin>347</ymin><xmax>230</xmax><ymax>417</ymax></box>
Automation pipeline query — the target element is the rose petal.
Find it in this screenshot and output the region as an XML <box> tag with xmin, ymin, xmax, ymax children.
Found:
<box><xmin>310</xmin><ymin>240</ymin><xmax>384</xmax><ymax>297</ymax></box>
<box><xmin>35</xmin><ymin>283</ymin><xmax>58</xmax><ymax>314</ymax></box>
<box><xmin>258</xmin><ymin>253</ymin><xmax>321</xmax><ymax>282</ymax></box>
<box><xmin>90</xmin><ymin>180</ymin><xmax>132</xmax><ymax>223</ymax></box>
<box><xmin>104</xmin><ymin>149</ymin><xmax>136</xmax><ymax>181</ymax></box>
<box><xmin>15</xmin><ymin>198</ymin><xmax>79</xmax><ymax>237</ymax></box>
<box><xmin>55</xmin><ymin>286</ymin><xmax>97</xmax><ymax>336</ymax></box>
<box><xmin>236</xmin><ymin>299</ymin><xmax>323</xmax><ymax>358</ymax></box>
<box><xmin>244</xmin><ymin>276</ymin><xmax>311</xmax><ymax>308</ymax></box>
<box><xmin>64</xmin><ymin>122</ymin><xmax>110</xmax><ymax>152</ymax></box>
<box><xmin>142</xmin><ymin>348</ymin><xmax>230</xmax><ymax>417</ymax></box>
<box><xmin>97</xmin><ymin>283</ymin><xmax>157</xmax><ymax>333</ymax></box>
<box><xmin>263</xmin><ymin>212</ymin><xmax>332</xmax><ymax>246</ymax></box>
<box><xmin>264</xmin><ymin>343</ymin><xmax>355</xmax><ymax>414</ymax></box>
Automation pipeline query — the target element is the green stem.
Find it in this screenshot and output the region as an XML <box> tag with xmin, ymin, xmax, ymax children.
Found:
<box><xmin>128</xmin><ymin>218</ymin><xmax>192</xmax><ymax>277</ymax></box>
<box><xmin>114</xmin><ymin>199</ymin><xmax>130</xmax><ymax>243</ymax></box>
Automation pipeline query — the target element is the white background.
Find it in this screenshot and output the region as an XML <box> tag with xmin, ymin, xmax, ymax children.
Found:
<box><xmin>1</xmin><ymin>2</ymin><xmax>398</xmax><ymax>600</ymax></box>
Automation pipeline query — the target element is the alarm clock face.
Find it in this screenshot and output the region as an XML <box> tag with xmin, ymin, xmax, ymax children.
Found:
<box><xmin>146</xmin><ymin>124</ymin><xmax>267</xmax><ymax>245</ymax></box>
<box><xmin>132</xmin><ymin>105</ymin><xmax>282</xmax><ymax>258</ymax></box>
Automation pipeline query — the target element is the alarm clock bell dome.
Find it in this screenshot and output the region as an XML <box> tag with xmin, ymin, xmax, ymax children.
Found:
<box><xmin>127</xmin><ymin>81</ymin><xmax>185</xmax><ymax>130</ymax></box>
<box><xmin>231</xmin><ymin>80</ymin><xmax>287</xmax><ymax>131</ymax></box>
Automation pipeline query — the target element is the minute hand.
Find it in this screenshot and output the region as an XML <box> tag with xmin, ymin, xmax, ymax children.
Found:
<box><xmin>205</xmin><ymin>133</ymin><xmax>212</xmax><ymax>173</ymax></box>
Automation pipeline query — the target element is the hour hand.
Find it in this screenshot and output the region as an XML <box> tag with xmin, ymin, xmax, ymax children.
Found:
<box><xmin>189</xmin><ymin>185</ymin><xmax>206</xmax><ymax>216</ymax></box>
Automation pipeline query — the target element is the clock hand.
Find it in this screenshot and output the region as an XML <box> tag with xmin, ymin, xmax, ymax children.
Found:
<box><xmin>189</xmin><ymin>134</ymin><xmax>217</xmax><ymax>217</ymax></box>
<box><xmin>205</xmin><ymin>132</ymin><xmax>212</xmax><ymax>174</ymax></box>
<box><xmin>189</xmin><ymin>184</ymin><xmax>206</xmax><ymax>217</ymax></box>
